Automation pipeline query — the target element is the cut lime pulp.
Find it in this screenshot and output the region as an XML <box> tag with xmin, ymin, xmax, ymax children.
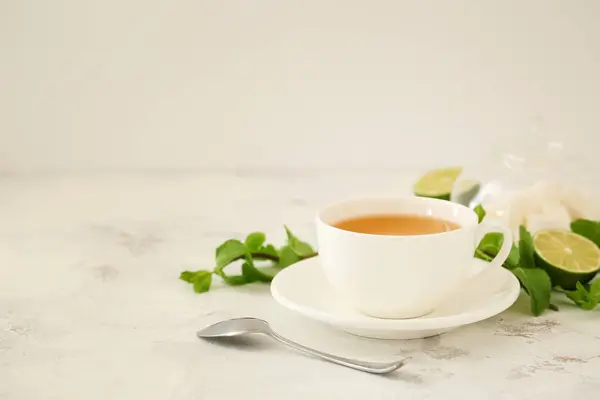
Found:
<box><xmin>533</xmin><ymin>229</ymin><xmax>600</xmax><ymax>290</ymax></box>
<box><xmin>413</xmin><ymin>167</ymin><xmax>462</xmax><ymax>201</ymax></box>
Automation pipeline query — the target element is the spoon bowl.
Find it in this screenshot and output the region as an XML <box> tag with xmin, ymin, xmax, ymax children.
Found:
<box><xmin>197</xmin><ymin>317</ymin><xmax>408</xmax><ymax>374</ymax></box>
<box><xmin>197</xmin><ymin>317</ymin><xmax>270</xmax><ymax>338</ymax></box>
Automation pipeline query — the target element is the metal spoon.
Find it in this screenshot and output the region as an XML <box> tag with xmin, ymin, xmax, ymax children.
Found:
<box><xmin>197</xmin><ymin>317</ymin><xmax>408</xmax><ymax>374</ymax></box>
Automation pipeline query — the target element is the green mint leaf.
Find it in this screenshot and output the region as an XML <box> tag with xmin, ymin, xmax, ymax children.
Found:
<box><xmin>240</xmin><ymin>256</ymin><xmax>273</xmax><ymax>283</ymax></box>
<box><xmin>258</xmin><ymin>244</ymin><xmax>278</xmax><ymax>258</ymax></box>
<box><xmin>569</xmin><ymin>282</ymin><xmax>592</xmax><ymax>306</ymax></box>
<box><xmin>556</xmin><ymin>282</ymin><xmax>584</xmax><ymax>300</ymax></box>
<box><xmin>590</xmin><ymin>279</ymin><xmax>600</xmax><ymax>298</ymax></box>
<box><xmin>242</xmin><ymin>263</ymin><xmax>281</xmax><ymax>282</ymax></box>
<box><xmin>180</xmin><ymin>270</ymin><xmax>213</xmax><ymax>293</ymax></box>
<box><xmin>279</xmin><ymin>245</ymin><xmax>301</xmax><ymax>267</ymax></box>
<box><xmin>241</xmin><ymin>261</ymin><xmax>260</xmax><ymax>283</ymax></box>
<box><xmin>558</xmin><ymin>280</ymin><xmax>600</xmax><ymax>310</ymax></box>
<box><xmin>213</xmin><ymin>239</ymin><xmax>249</xmax><ymax>286</ymax></box>
<box><xmin>192</xmin><ymin>271</ymin><xmax>213</xmax><ymax>293</ymax></box>
<box><xmin>179</xmin><ymin>270</ymin><xmax>198</xmax><ymax>283</ymax></box>
<box><xmin>222</xmin><ymin>275</ymin><xmax>247</xmax><ymax>285</ymax></box>
<box><xmin>179</xmin><ymin>270</ymin><xmax>210</xmax><ymax>284</ymax></box>
<box><xmin>222</xmin><ymin>275</ymin><xmax>248</xmax><ymax>285</ymax></box>
<box><xmin>213</xmin><ymin>268</ymin><xmax>248</xmax><ymax>286</ymax></box>
<box><xmin>284</xmin><ymin>225</ymin><xmax>315</xmax><ymax>257</ymax></box>
<box><xmin>580</xmin><ymin>301</ymin><xmax>598</xmax><ymax>311</ymax></box>
<box><xmin>213</xmin><ymin>237</ymin><xmax>280</xmax><ymax>287</ymax></box>
<box><xmin>215</xmin><ymin>239</ymin><xmax>246</xmax><ymax>269</ymax></box>
<box><xmin>245</xmin><ymin>232</ymin><xmax>266</xmax><ymax>252</ymax></box>
<box><xmin>519</xmin><ymin>225</ymin><xmax>535</xmax><ymax>269</ymax></box>
<box><xmin>506</xmin><ymin>244</ymin><xmax>520</xmax><ymax>269</ymax></box>
<box><xmin>474</xmin><ymin>248</ymin><xmax>493</xmax><ymax>262</ymax></box>
<box><xmin>474</xmin><ymin>204</ymin><xmax>486</xmax><ymax>223</ymax></box>
<box><xmin>570</xmin><ymin>219</ymin><xmax>600</xmax><ymax>247</ymax></box>
<box><xmin>250</xmin><ymin>244</ymin><xmax>279</xmax><ymax>262</ymax></box>
<box><xmin>213</xmin><ymin>238</ymin><xmax>248</xmax><ymax>285</ymax></box>
<box><xmin>474</xmin><ymin>232</ymin><xmax>519</xmax><ymax>269</ymax></box>
<box><xmin>476</xmin><ymin>233</ymin><xmax>503</xmax><ymax>256</ymax></box>
<box><xmin>512</xmin><ymin>267</ymin><xmax>551</xmax><ymax>316</ymax></box>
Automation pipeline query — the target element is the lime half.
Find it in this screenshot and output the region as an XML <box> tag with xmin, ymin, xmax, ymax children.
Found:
<box><xmin>533</xmin><ymin>229</ymin><xmax>600</xmax><ymax>290</ymax></box>
<box><xmin>413</xmin><ymin>167</ymin><xmax>462</xmax><ymax>200</ymax></box>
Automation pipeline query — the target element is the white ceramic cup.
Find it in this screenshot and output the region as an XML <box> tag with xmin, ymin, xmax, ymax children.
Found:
<box><xmin>316</xmin><ymin>196</ymin><xmax>512</xmax><ymax>319</ymax></box>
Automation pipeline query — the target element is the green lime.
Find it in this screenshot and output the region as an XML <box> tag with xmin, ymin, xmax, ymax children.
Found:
<box><xmin>533</xmin><ymin>229</ymin><xmax>600</xmax><ymax>290</ymax></box>
<box><xmin>413</xmin><ymin>167</ymin><xmax>462</xmax><ymax>200</ymax></box>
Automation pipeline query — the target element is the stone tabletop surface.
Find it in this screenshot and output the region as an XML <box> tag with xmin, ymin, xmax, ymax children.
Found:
<box><xmin>1</xmin><ymin>171</ymin><xmax>599</xmax><ymax>400</ymax></box>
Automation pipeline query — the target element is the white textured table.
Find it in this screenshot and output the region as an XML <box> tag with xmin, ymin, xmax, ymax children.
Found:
<box><xmin>1</xmin><ymin>172</ymin><xmax>599</xmax><ymax>399</ymax></box>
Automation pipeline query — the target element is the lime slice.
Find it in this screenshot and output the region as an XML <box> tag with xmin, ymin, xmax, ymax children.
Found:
<box><xmin>413</xmin><ymin>167</ymin><xmax>462</xmax><ymax>201</ymax></box>
<box><xmin>533</xmin><ymin>229</ymin><xmax>600</xmax><ymax>290</ymax></box>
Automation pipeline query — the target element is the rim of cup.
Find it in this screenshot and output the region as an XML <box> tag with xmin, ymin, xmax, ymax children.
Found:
<box><xmin>316</xmin><ymin>196</ymin><xmax>479</xmax><ymax>239</ymax></box>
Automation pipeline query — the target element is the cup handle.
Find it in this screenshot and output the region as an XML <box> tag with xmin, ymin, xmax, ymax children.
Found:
<box><xmin>467</xmin><ymin>222</ymin><xmax>513</xmax><ymax>287</ymax></box>
<box><xmin>458</xmin><ymin>222</ymin><xmax>512</xmax><ymax>292</ymax></box>
<box><xmin>439</xmin><ymin>222</ymin><xmax>513</xmax><ymax>307</ymax></box>
<box><xmin>473</xmin><ymin>222</ymin><xmax>513</xmax><ymax>270</ymax></box>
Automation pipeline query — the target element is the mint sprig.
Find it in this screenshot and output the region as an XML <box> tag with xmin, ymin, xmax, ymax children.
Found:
<box><xmin>570</xmin><ymin>219</ymin><xmax>600</xmax><ymax>247</ymax></box>
<box><xmin>512</xmin><ymin>267</ymin><xmax>552</xmax><ymax>316</ymax></box>
<box><xmin>557</xmin><ymin>280</ymin><xmax>600</xmax><ymax>310</ymax></box>
<box><xmin>180</xmin><ymin>270</ymin><xmax>213</xmax><ymax>293</ymax></box>
<box><xmin>180</xmin><ymin>227</ymin><xmax>317</xmax><ymax>293</ymax></box>
<box><xmin>518</xmin><ymin>225</ymin><xmax>536</xmax><ymax>269</ymax></box>
<box><xmin>284</xmin><ymin>225</ymin><xmax>316</xmax><ymax>257</ymax></box>
<box><xmin>474</xmin><ymin>213</ymin><xmax>555</xmax><ymax>315</ymax></box>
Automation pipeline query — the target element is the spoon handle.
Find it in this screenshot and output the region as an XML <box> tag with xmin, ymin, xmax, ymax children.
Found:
<box><xmin>268</xmin><ymin>330</ymin><xmax>407</xmax><ymax>374</ymax></box>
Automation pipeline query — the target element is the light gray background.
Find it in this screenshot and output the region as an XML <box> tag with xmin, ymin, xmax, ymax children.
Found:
<box><xmin>3</xmin><ymin>3</ymin><xmax>600</xmax><ymax>398</ymax></box>
<box><xmin>1</xmin><ymin>0</ymin><xmax>598</xmax><ymax>171</ymax></box>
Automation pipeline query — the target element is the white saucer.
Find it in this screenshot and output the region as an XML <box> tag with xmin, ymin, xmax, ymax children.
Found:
<box><xmin>271</xmin><ymin>257</ymin><xmax>520</xmax><ymax>339</ymax></box>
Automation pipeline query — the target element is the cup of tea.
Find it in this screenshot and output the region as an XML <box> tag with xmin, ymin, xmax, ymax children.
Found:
<box><xmin>316</xmin><ymin>196</ymin><xmax>512</xmax><ymax>319</ymax></box>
